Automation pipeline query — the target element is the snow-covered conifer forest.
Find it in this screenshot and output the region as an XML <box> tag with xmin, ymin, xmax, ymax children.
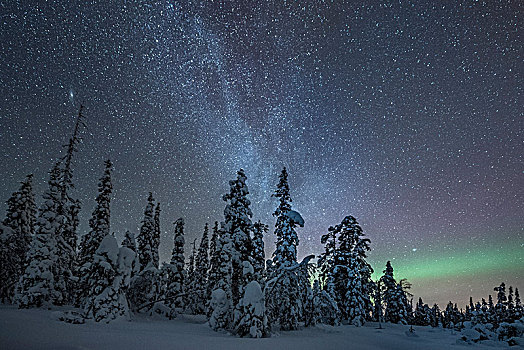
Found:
<box><xmin>0</xmin><ymin>107</ymin><xmax>522</xmax><ymax>349</ymax></box>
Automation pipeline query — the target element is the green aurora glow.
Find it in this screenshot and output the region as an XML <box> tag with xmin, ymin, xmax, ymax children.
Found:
<box><xmin>369</xmin><ymin>239</ymin><xmax>523</xmax><ymax>306</ymax></box>
<box><xmin>373</xmin><ymin>244</ymin><xmax>523</xmax><ymax>281</ymax></box>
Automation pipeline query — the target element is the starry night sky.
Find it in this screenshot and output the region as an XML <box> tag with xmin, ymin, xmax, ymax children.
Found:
<box><xmin>1</xmin><ymin>0</ymin><xmax>522</xmax><ymax>307</ymax></box>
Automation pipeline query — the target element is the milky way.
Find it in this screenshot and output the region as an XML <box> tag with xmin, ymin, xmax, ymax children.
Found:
<box><xmin>0</xmin><ymin>0</ymin><xmax>522</xmax><ymax>307</ymax></box>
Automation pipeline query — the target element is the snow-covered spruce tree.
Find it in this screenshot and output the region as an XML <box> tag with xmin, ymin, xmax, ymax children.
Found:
<box><xmin>314</xmin><ymin>279</ymin><xmax>340</xmax><ymax>326</ymax></box>
<box><xmin>220</xmin><ymin>169</ymin><xmax>269</xmax><ymax>336</ymax></box>
<box><xmin>414</xmin><ymin>297</ymin><xmax>431</xmax><ymax>326</ymax></box>
<box><xmin>469</xmin><ymin>301</ymin><xmax>483</xmax><ymax>325</ymax></box>
<box><xmin>234</xmin><ymin>281</ymin><xmax>269</xmax><ymax>338</ymax></box>
<box><xmin>487</xmin><ymin>294</ymin><xmax>495</xmax><ymax>324</ymax></box>
<box><xmin>344</xmin><ymin>266</ymin><xmax>368</xmax><ymax>326</ymax></box>
<box><xmin>77</xmin><ymin>160</ymin><xmax>113</xmax><ymax>266</ymax></box>
<box><xmin>16</xmin><ymin>163</ymin><xmax>63</xmax><ymax>308</ymax></box>
<box><xmin>1</xmin><ymin>174</ymin><xmax>36</xmax><ymax>302</ymax></box>
<box><xmin>83</xmin><ymin>234</ymin><xmax>136</xmax><ymax>323</ymax></box>
<box><xmin>515</xmin><ymin>288</ymin><xmax>522</xmax><ymax>319</ymax></box>
<box><xmin>318</xmin><ymin>224</ymin><xmax>338</xmax><ymax>307</ymax></box>
<box><xmin>207</xmin><ymin>221</ymin><xmax>221</xmax><ymax>310</ymax></box>
<box><xmin>128</xmin><ymin>194</ymin><xmax>163</xmax><ymax>313</ymax></box>
<box><xmin>464</xmin><ymin>297</ymin><xmax>474</xmax><ymax>321</ymax></box>
<box><xmin>480</xmin><ymin>298</ymin><xmax>490</xmax><ymax>324</ymax></box>
<box><xmin>161</xmin><ymin>218</ymin><xmax>185</xmax><ymax>309</ymax></box>
<box><xmin>251</xmin><ymin>221</ymin><xmax>267</xmax><ymax>285</ymax></box>
<box><xmin>184</xmin><ymin>238</ymin><xmax>197</xmax><ymax>312</ymax></box>
<box><xmin>297</xmin><ymin>257</ymin><xmax>314</xmax><ymax>326</ymax></box>
<box><xmin>60</xmin><ymin>105</ymin><xmax>85</xmax><ymax>245</ymax></box>
<box><xmin>152</xmin><ymin>202</ymin><xmax>161</xmax><ymax>268</ymax></box>
<box><xmin>0</xmin><ymin>224</ymin><xmax>15</xmax><ymax>302</ymax></box>
<box><xmin>209</xmin><ymin>226</ymin><xmax>233</xmax><ymax>331</ymax></box>
<box><xmin>190</xmin><ymin>223</ymin><xmax>210</xmax><ymax>315</ymax></box>
<box><xmin>453</xmin><ymin>303</ymin><xmax>464</xmax><ymax>329</ymax></box>
<box><xmin>442</xmin><ymin>301</ymin><xmax>461</xmax><ymax>329</ymax></box>
<box><xmin>77</xmin><ymin>160</ymin><xmax>113</xmax><ymax>306</ymax></box>
<box><xmin>494</xmin><ymin>282</ymin><xmax>507</xmax><ymax>324</ymax></box>
<box><xmin>430</xmin><ymin>303</ymin><xmax>441</xmax><ymax>327</ymax></box>
<box><xmin>303</xmin><ymin>280</ymin><xmax>317</xmax><ymax>327</ymax></box>
<box><xmin>507</xmin><ymin>286</ymin><xmax>514</xmax><ymax>319</ymax></box>
<box><xmin>334</xmin><ymin>216</ymin><xmax>373</xmax><ymax>326</ymax></box>
<box><xmin>373</xmin><ymin>280</ymin><xmax>384</xmax><ymax>324</ymax></box>
<box><xmin>464</xmin><ymin>305</ymin><xmax>472</xmax><ymax>323</ymax></box>
<box><xmin>266</xmin><ymin>167</ymin><xmax>303</xmax><ymax>331</ymax></box>
<box><xmin>222</xmin><ymin>169</ymin><xmax>253</xmax><ymax>310</ymax></box>
<box><xmin>59</xmin><ymin>105</ymin><xmax>86</xmax><ymax>301</ymax></box>
<box><xmin>379</xmin><ymin>261</ymin><xmax>409</xmax><ymax>324</ymax></box>
<box><xmin>319</xmin><ymin>224</ymin><xmax>336</xmax><ymax>283</ymax></box>
<box><xmin>272</xmin><ymin>167</ymin><xmax>297</xmax><ymax>268</ymax></box>
<box><xmin>397</xmin><ymin>282</ymin><xmax>412</xmax><ymax>324</ymax></box>
<box><xmin>137</xmin><ymin>192</ymin><xmax>156</xmax><ymax>270</ymax></box>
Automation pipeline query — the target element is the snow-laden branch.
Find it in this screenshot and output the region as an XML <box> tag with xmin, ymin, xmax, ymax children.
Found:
<box><xmin>264</xmin><ymin>254</ymin><xmax>315</xmax><ymax>297</ymax></box>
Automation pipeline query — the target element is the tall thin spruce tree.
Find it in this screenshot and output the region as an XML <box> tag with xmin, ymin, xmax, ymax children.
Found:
<box><xmin>319</xmin><ymin>225</ymin><xmax>337</xmax><ymax>291</ymax></box>
<box><xmin>222</xmin><ymin>169</ymin><xmax>253</xmax><ymax>310</ymax></box>
<box><xmin>494</xmin><ymin>282</ymin><xmax>507</xmax><ymax>323</ymax></box>
<box><xmin>78</xmin><ymin>160</ymin><xmax>113</xmax><ymax>266</ymax></box>
<box><xmin>152</xmin><ymin>202</ymin><xmax>161</xmax><ymax>268</ymax></box>
<box><xmin>162</xmin><ymin>218</ymin><xmax>185</xmax><ymax>309</ymax></box>
<box><xmin>185</xmin><ymin>238</ymin><xmax>197</xmax><ymax>312</ymax></box>
<box><xmin>207</xmin><ymin>221</ymin><xmax>221</xmax><ymax>308</ymax></box>
<box><xmin>333</xmin><ymin>216</ymin><xmax>373</xmax><ymax>326</ymax></box>
<box><xmin>208</xmin><ymin>224</ymin><xmax>233</xmax><ymax>331</ymax></box>
<box><xmin>77</xmin><ymin>160</ymin><xmax>113</xmax><ymax>306</ymax></box>
<box><xmin>380</xmin><ymin>261</ymin><xmax>409</xmax><ymax>324</ymax></box>
<box><xmin>251</xmin><ymin>221</ymin><xmax>267</xmax><ymax>285</ymax></box>
<box><xmin>373</xmin><ymin>280</ymin><xmax>384</xmax><ymax>324</ymax></box>
<box><xmin>137</xmin><ymin>193</ymin><xmax>156</xmax><ymax>270</ymax></box>
<box><xmin>267</xmin><ymin>167</ymin><xmax>302</xmax><ymax>331</ymax></box>
<box><xmin>191</xmin><ymin>223</ymin><xmax>210</xmax><ymax>314</ymax></box>
<box><xmin>60</xmin><ymin>105</ymin><xmax>86</xmax><ymax>300</ymax></box>
<box><xmin>272</xmin><ymin>167</ymin><xmax>298</xmax><ymax>268</ymax></box>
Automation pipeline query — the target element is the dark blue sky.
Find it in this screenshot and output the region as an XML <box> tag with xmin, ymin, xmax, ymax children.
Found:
<box><xmin>1</xmin><ymin>0</ymin><xmax>522</xmax><ymax>306</ymax></box>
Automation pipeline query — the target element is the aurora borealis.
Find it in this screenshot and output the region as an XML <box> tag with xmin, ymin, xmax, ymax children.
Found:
<box><xmin>0</xmin><ymin>0</ymin><xmax>522</xmax><ymax>308</ymax></box>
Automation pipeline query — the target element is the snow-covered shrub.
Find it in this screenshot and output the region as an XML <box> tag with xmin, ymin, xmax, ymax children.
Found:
<box><xmin>53</xmin><ymin>310</ymin><xmax>85</xmax><ymax>324</ymax></box>
<box><xmin>463</xmin><ymin>321</ymin><xmax>496</xmax><ymax>342</ymax></box>
<box><xmin>148</xmin><ymin>301</ymin><xmax>176</xmax><ymax>319</ymax></box>
<box><xmin>127</xmin><ymin>263</ymin><xmax>163</xmax><ymax>313</ymax></box>
<box><xmin>209</xmin><ymin>288</ymin><xmax>231</xmax><ymax>331</ymax></box>
<box><xmin>317</xmin><ymin>289</ymin><xmax>341</xmax><ymax>326</ymax></box>
<box><xmin>83</xmin><ymin>235</ymin><xmax>135</xmax><ymax>323</ymax></box>
<box><xmin>496</xmin><ymin>318</ymin><xmax>524</xmax><ymax>345</ymax></box>
<box><xmin>458</xmin><ymin>328</ymin><xmax>482</xmax><ymax>344</ymax></box>
<box><xmin>234</xmin><ymin>281</ymin><xmax>269</xmax><ymax>338</ymax></box>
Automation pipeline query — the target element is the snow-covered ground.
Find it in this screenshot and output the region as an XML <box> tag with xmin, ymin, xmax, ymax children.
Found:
<box><xmin>0</xmin><ymin>305</ymin><xmax>508</xmax><ymax>350</ymax></box>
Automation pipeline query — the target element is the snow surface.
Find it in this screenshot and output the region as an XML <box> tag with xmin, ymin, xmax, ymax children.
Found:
<box><xmin>0</xmin><ymin>305</ymin><xmax>509</xmax><ymax>350</ymax></box>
